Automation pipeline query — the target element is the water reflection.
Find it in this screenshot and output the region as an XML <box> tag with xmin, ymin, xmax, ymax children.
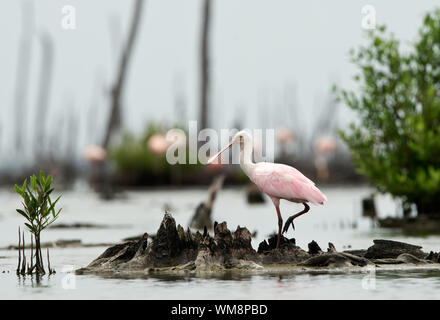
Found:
<box><xmin>4</xmin><ymin>264</ymin><xmax>440</xmax><ymax>299</ymax></box>
<box><xmin>17</xmin><ymin>274</ymin><xmax>52</xmax><ymax>288</ymax></box>
<box><xmin>84</xmin><ymin>270</ymin><xmax>256</xmax><ymax>282</ymax></box>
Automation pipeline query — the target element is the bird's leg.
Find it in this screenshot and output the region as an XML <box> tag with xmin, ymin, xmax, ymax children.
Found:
<box><xmin>275</xmin><ymin>205</ymin><xmax>283</xmax><ymax>249</ymax></box>
<box><xmin>282</xmin><ymin>203</ymin><xmax>310</xmax><ymax>234</ymax></box>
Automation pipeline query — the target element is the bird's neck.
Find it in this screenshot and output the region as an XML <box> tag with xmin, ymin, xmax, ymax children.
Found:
<box><xmin>239</xmin><ymin>146</ymin><xmax>256</xmax><ymax>178</ymax></box>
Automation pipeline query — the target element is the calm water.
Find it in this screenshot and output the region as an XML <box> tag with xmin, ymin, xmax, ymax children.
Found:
<box><xmin>1</xmin><ymin>184</ymin><xmax>439</xmax><ymax>299</ymax></box>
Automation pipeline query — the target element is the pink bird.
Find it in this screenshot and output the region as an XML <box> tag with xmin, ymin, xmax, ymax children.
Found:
<box><xmin>207</xmin><ymin>130</ymin><xmax>327</xmax><ymax>249</ymax></box>
<box><xmin>84</xmin><ymin>145</ymin><xmax>108</xmax><ymax>163</ymax></box>
<box><xmin>148</xmin><ymin>134</ymin><xmax>169</xmax><ymax>155</ymax></box>
<box><xmin>314</xmin><ymin>136</ymin><xmax>337</xmax><ymax>155</ymax></box>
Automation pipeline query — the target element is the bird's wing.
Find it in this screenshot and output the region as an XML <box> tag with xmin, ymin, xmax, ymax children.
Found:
<box><xmin>252</xmin><ymin>163</ymin><xmax>326</xmax><ymax>205</ymax></box>
<box><xmin>252</xmin><ymin>163</ymin><xmax>315</xmax><ymax>186</ymax></box>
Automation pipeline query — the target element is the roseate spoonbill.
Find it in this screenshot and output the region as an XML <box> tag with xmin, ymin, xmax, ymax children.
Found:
<box><xmin>276</xmin><ymin>127</ymin><xmax>295</xmax><ymax>144</ymax></box>
<box><xmin>207</xmin><ymin>130</ymin><xmax>327</xmax><ymax>249</ymax></box>
<box><xmin>148</xmin><ymin>134</ymin><xmax>169</xmax><ymax>155</ymax></box>
<box><xmin>314</xmin><ymin>136</ymin><xmax>337</xmax><ymax>181</ymax></box>
<box><xmin>314</xmin><ymin>136</ymin><xmax>337</xmax><ymax>155</ymax></box>
<box><xmin>276</xmin><ymin>127</ymin><xmax>296</xmax><ymax>160</ymax></box>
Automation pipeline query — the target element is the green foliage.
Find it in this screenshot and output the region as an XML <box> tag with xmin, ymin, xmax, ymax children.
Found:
<box><xmin>14</xmin><ymin>171</ymin><xmax>62</xmax><ymax>235</ymax></box>
<box><xmin>335</xmin><ymin>9</ymin><xmax>440</xmax><ymax>213</ymax></box>
<box><xmin>110</xmin><ymin>123</ymin><xmax>202</xmax><ymax>184</ymax></box>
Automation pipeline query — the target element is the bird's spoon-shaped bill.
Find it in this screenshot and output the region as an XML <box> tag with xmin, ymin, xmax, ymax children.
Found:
<box><xmin>207</xmin><ymin>141</ymin><xmax>234</xmax><ymax>164</ymax></box>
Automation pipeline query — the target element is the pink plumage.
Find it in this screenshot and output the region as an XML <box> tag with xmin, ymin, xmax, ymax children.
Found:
<box><xmin>251</xmin><ymin>163</ymin><xmax>327</xmax><ymax>205</ymax></box>
<box><xmin>207</xmin><ymin>130</ymin><xmax>327</xmax><ymax>249</ymax></box>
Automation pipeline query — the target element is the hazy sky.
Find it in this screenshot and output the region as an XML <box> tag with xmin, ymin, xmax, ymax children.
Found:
<box><xmin>0</xmin><ymin>0</ymin><xmax>438</xmax><ymax>163</ymax></box>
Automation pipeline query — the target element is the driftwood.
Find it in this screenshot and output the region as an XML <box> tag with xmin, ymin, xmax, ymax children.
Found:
<box><xmin>364</xmin><ymin>239</ymin><xmax>425</xmax><ymax>259</ymax></box>
<box><xmin>190</xmin><ymin>175</ymin><xmax>225</xmax><ymax>230</ymax></box>
<box><xmin>77</xmin><ymin>213</ymin><xmax>440</xmax><ymax>276</ymax></box>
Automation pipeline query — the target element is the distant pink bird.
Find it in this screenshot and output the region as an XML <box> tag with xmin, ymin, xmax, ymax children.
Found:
<box><xmin>276</xmin><ymin>127</ymin><xmax>295</xmax><ymax>144</ymax></box>
<box><xmin>84</xmin><ymin>145</ymin><xmax>108</xmax><ymax>163</ymax></box>
<box><xmin>314</xmin><ymin>136</ymin><xmax>337</xmax><ymax>155</ymax></box>
<box><xmin>208</xmin><ymin>130</ymin><xmax>327</xmax><ymax>249</ymax></box>
<box><xmin>314</xmin><ymin>136</ymin><xmax>338</xmax><ymax>181</ymax></box>
<box><xmin>148</xmin><ymin>134</ymin><xmax>169</xmax><ymax>155</ymax></box>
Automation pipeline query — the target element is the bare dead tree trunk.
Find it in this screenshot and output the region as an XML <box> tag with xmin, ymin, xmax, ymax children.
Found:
<box><xmin>199</xmin><ymin>0</ymin><xmax>212</xmax><ymax>131</ymax></box>
<box><xmin>65</xmin><ymin>107</ymin><xmax>79</xmax><ymax>162</ymax></box>
<box><xmin>0</xmin><ymin>123</ymin><xmax>3</xmax><ymax>157</ymax></box>
<box><xmin>48</xmin><ymin>113</ymin><xmax>64</xmax><ymax>162</ymax></box>
<box><xmin>34</xmin><ymin>32</ymin><xmax>54</xmax><ymax>158</ymax></box>
<box><xmin>62</xmin><ymin>103</ymin><xmax>79</xmax><ymax>183</ymax></box>
<box><xmin>87</xmin><ymin>71</ymin><xmax>105</xmax><ymax>145</ymax></box>
<box><xmin>102</xmin><ymin>0</ymin><xmax>145</xmax><ymax>149</ymax></box>
<box><xmin>311</xmin><ymin>91</ymin><xmax>339</xmax><ymax>143</ymax></box>
<box><xmin>14</xmin><ymin>1</ymin><xmax>34</xmax><ymax>156</ymax></box>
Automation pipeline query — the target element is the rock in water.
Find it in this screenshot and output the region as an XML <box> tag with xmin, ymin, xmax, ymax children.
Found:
<box><xmin>426</xmin><ymin>251</ymin><xmax>440</xmax><ymax>263</ymax></box>
<box><xmin>152</xmin><ymin>213</ymin><xmax>184</xmax><ymax>258</ymax></box>
<box><xmin>76</xmin><ymin>214</ymin><xmax>440</xmax><ymax>276</ymax></box>
<box><xmin>327</xmin><ymin>243</ymin><xmax>337</xmax><ymax>253</ymax></box>
<box><xmin>362</xmin><ymin>196</ymin><xmax>376</xmax><ymax>218</ymax></box>
<box><xmin>308</xmin><ymin>241</ymin><xmax>323</xmax><ymax>254</ymax></box>
<box><xmin>364</xmin><ymin>239</ymin><xmax>426</xmax><ymax>259</ymax></box>
<box><xmin>396</xmin><ymin>253</ymin><xmax>428</xmax><ymax>265</ymax></box>
<box><xmin>246</xmin><ymin>184</ymin><xmax>265</xmax><ymax>204</ymax></box>
<box><xmin>300</xmin><ymin>252</ymin><xmax>371</xmax><ymax>268</ymax></box>
<box><xmin>257</xmin><ymin>234</ymin><xmax>295</xmax><ymax>253</ymax></box>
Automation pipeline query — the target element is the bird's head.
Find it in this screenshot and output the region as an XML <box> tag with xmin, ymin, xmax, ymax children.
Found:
<box><xmin>207</xmin><ymin>130</ymin><xmax>252</xmax><ymax>164</ymax></box>
<box><xmin>233</xmin><ymin>130</ymin><xmax>253</xmax><ymax>150</ymax></box>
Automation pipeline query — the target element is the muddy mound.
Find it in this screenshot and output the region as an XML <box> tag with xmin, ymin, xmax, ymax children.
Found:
<box><xmin>77</xmin><ymin>213</ymin><xmax>440</xmax><ymax>276</ymax></box>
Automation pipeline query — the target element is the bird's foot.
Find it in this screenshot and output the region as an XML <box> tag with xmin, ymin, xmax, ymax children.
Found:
<box><xmin>282</xmin><ymin>217</ymin><xmax>295</xmax><ymax>234</ymax></box>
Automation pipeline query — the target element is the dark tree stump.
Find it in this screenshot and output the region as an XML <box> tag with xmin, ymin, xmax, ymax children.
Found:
<box><xmin>362</xmin><ymin>196</ymin><xmax>377</xmax><ymax>218</ymax></box>
<box><xmin>76</xmin><ymin>214</ymin><xmax>440</xmax><ymax>276</ymax></box>
<box><xmin>308</xmin><ymin>240</ymin><xmax>323</xmax><ymax>254</ymax></box>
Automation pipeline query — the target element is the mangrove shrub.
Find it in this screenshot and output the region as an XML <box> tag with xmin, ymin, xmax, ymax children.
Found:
<box><xmin>336</xmin><ymin>10</ymin><xmax>440</xmax><ymax>216</ymax></box>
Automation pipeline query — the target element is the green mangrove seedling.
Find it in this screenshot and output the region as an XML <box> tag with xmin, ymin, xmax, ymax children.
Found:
<box><xmin>14</xmin><ymin>171</ymin><xmax>62</xmax><ymax>274</ymax></box>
